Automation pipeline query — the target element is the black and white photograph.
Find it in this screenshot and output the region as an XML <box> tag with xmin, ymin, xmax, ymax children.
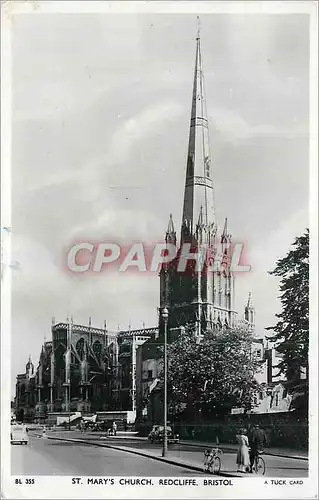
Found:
<box><xmin>1</xmin><ymin>1</ymin><xmax>317</xmax><ymax>499</ymax></box>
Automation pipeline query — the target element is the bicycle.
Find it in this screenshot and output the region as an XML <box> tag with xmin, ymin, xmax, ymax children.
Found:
<box><xmin>203</xmin><ymin>447</ymin><xmax>223</xmax><ymax>474</ymax></box>
<box><xmin>251</xmin><ymin>449</ymin><xmax>266</xmax><ymax>475</ymax></box>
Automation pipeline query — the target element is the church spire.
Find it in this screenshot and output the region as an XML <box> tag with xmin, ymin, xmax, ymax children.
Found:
<box><xmin>181</xmin><ymin>18</ymin><xmax>215</xmax><ymax>240</ymax></box>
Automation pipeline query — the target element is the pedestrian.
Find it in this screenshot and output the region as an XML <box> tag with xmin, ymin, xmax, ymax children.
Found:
<box><xmin>112</xmin><ymin>421</ymin><xmax>117</xmax><ymax>436</ymax></box>
<box><xmin>249</xmin><ymin>424</ymin><xmax>266</xmax><ymax>473</ymax></box>
<box><xmin>236</xmin><ymin>428</ymin><xmax>250</xmax><ymax>473</ymax></box>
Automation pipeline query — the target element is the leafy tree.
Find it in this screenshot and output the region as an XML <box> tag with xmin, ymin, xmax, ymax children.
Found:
<box><xmin>266</xmin><ymin>229</ymin><xmax>309</xmax><ymax>382</ymax></box>
<box><xmin>160</xmin><ymin>326</ymin><xmax>262</xmax><ymax>418</ymax></box>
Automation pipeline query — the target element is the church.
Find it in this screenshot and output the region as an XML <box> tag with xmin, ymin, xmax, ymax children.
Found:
<box><xmin>15</xmin><ymin>24</ymin><xmax>280</xmax><ymax>424</ymax></box>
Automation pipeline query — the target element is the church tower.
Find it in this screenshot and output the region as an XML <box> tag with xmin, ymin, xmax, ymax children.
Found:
<box><xmin>160</xmin><ymin>20</ymin><xmax>236</xmax><ymax>334</ymax></box>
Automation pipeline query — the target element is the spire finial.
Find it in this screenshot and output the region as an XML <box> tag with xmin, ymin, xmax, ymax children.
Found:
<box><xmin>196</xmin><ymin>16</ymin><xmax>201</xmax><ymax>40</ymax></box>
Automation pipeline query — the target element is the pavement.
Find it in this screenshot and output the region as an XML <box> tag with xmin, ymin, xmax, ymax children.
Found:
<box><xmin>26</xmin><ymin>429</ymin><xmax>308</xmax><ymax>478</ymax></box>
<box><xmin>178</xmin><ymin>439</ymin><xmax>308</xmax><ymax>461</ymax></box>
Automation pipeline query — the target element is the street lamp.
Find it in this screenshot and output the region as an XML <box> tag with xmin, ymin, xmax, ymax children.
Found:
<box><xmin>68</xmin><ymin>379</ymin><xmax>71</xmax><ymax>430</ymax></box>
<box><xmin>161</xmin><ymin>307</ymin><xmax>169</xmax><ymax>457</ymax></box>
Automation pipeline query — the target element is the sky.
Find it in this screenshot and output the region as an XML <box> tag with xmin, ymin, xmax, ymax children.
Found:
<box><xmin>9</xmin><ymin>11</ymin><xmax>309</xmax><ymax>394</ymax></box>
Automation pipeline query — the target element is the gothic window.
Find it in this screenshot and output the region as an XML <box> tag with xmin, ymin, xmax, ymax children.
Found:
<box><xmin>92</xmin><ymin>341</ymin><xmax>102</xmax><ymax>359</ymax></box>
<box><xmin>55</xmin><ymin>344</ymin><xmax>66</xmax><ymax>372</ymax></box>
<box><xmin>76</xmin><ymin>338</ymin><xmax>85</xmax><ymax>360</ymax></box>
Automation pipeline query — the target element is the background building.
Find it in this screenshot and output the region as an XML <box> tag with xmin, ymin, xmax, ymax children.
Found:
<box><xmin>15</xmin><ymin>356</ymin><xmax>37</xmax><ymax>422</ymax></box>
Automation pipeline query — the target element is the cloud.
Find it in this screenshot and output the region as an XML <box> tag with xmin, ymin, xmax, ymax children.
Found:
<box><xmin>211</xmin><ymin>107</ymin><xmax>307</xmax><ymax>144</ymax></box>
<box><xmin>235</xmin><ymin>205</ymin><xmax>309</xmax><ymax>334</ymax></box>
<box><xmin>107</xmin><ymin>101</ymin><xmax>183</xmax><ymax>166</ymax></box>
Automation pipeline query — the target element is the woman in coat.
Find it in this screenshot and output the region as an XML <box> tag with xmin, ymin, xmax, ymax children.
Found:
<box><xmin>236</xmin><ymin>428</ymin><xmax>250</xmax><ymax>473</ymax></box>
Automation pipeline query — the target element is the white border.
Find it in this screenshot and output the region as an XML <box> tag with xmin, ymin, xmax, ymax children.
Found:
<box><xmin>1</xmin><ymin>1</ymin><xmax>318</xmax><ymax>499</ymax></box>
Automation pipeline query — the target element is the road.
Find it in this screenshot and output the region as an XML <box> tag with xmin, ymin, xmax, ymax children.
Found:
<box><xmin>11</xmin><ymin>435</ymin><xmax>202</xmax><ymax>476</ymax></box>
<box><xmin>11</xmin><ymin>432</ymin><xmax>308</xmax><ymax>477</ymax></box>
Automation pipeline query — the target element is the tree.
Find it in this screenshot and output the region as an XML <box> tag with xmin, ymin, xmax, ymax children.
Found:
<box><xmin>161</xmin><ymin>326</ymin><xmax>262</xmax><ymax>419</ymax></box>
<box><xmin>266</xmin><ymin>229</ymin><xmax>309</xmax><ymax>382</ymax></box>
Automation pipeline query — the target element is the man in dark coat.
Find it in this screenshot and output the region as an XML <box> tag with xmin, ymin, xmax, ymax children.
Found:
<box><xmin>249</xmin><ymin>424</ymin><xmax>267</xmax><ymax>472</ymax></box>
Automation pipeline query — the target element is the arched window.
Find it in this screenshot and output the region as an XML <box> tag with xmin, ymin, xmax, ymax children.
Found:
<box><xmin>76</xmin><ymin>338</ymin><xmax>85</xmax><ymax>360</ymax></box>
<box><xmin>55</xmin><ymin>344</ymin><xmax>66</xmax><ymax>371</ymax></box>
<box><xmin>92</xmin><ymin>341</ymin><xmax>102</xmax><ymax>361</ymax></box>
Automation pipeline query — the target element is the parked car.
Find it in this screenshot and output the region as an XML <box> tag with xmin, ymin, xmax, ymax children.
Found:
<box><xmin>148</xmin><ymin>425</ymin><xmax>179</xmax><ymax>444</ymax></box>
<box><xmin>11</xmin><ymin>424</ymin><xmax>29</xmax><ymax>445</ymax></box>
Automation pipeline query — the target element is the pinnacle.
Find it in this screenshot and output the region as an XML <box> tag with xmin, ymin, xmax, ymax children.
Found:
<box><xmin>246</xmin><ymin>292</ymin><xmax>254</xmax><ymax>309</ymax></box>
<box><xmin>167</xmin><ymin>213</ymin><xmax>175</xmax><ymax>235</ymax></box>
<box><xmin>221</xmin><ymin>217</ymin><xmax>231</xmax><ymax>243</ymax></box>
<box><xmin>197</xmin><ymin>205</ymin><xmax>204</xmax><ymax>228</ymax></box>
<box><xmin>222</xmin><ymin>217</ymin><xmax>228</xmax><ymax>237</ymax></box>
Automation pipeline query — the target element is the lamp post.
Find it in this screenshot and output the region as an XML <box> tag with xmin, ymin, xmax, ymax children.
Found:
<box><xmin>68</xmin><ymin>380</ymin><xmax>71</xmax><ymax>430</ymax></box>
<box><xmin>161</xmin><ymin>307</ymin><xmax>169</xmax><ymax>457</ymax></box>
